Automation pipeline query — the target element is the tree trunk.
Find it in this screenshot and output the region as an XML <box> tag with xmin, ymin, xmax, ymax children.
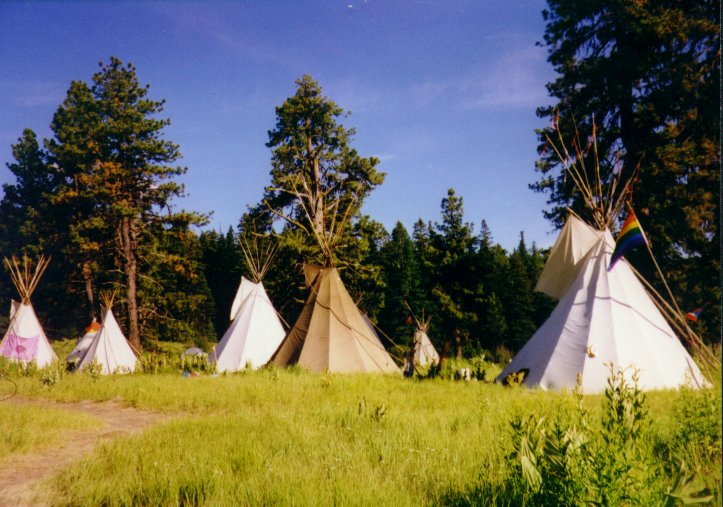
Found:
<box><xmin>120</xmin><ymin>215</ymin><xmax>141</xmax><ymax>350</ymax></box>
<box><xmin>455</xmin><ymin>328</ymin><xmax>462</xmax><ymax>360</ymax></box>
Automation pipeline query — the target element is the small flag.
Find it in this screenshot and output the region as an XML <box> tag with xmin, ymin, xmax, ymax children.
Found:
<box><xmin>609</xmin><ymin>204</ymin><xmax>648</xmax><ymax>271</ymax></box>
<box><xmin>405</xmin><ymin>315</ymin><xmax>414</xmax><ymax>326</ymax></box>
<box><xmin>685</xmin><ymin>308</ymin><xmax>703</xmax><ymax>322</ymax></box>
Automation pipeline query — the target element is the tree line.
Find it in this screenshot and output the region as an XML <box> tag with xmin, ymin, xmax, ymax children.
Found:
<box><xmin>202</xmin><ymin>190</ymin><xmax>555</xmax><ymax>360</ymax></box>
<box><xmin>0</xmin><ymin>0</ymin><xmax>718</xmax><ymax>355</ymax></box>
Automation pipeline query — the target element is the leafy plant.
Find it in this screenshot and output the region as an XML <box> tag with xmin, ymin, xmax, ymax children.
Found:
<box><xmin>82</xmin><ymin>360</ymin><xmax>104</xmax><ymax>382</ymax></box>
<box><xmin>180</xmin><ymin>352</ymin><xmax>214</xmax><ymax>374</ymax></box>
<box><xmin>38</xmin><ymin>360</ymin><xmax>67</xmax><ymax>388</ymax></box>
<box><xmin>506</xmin><ymin>365</ymin><xmax>712</xmax><ymax>505</ymax></box>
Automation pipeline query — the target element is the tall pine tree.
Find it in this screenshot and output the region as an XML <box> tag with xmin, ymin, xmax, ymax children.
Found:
<box><xmin>533</xmin><ymin>0</ymin><xmax>720</xmax><ymax>340</ymax></box>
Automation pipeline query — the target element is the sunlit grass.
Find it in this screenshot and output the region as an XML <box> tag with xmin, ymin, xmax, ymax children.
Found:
<box><xmin>0</xmin><ymin>403</ymin><xmax>100</xmax><ymax>460</ymax></box>
<box><xmin>1</xmin><ymin>367</ymin><xmax>713</xmax><ymax>506</ymax></box>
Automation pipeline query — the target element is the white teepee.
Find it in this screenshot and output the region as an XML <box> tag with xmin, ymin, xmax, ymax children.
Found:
<box><xmin>211</xmin><ymin>236</ymin><xmax>286</xmax><ymax>371</ymax></box>
<box><xmin>77</xmin><ymin>296</ymin><xmax>137</xmax><ymax>374</ymax></box>
<box><xmin>413</xmin><ymin>327</ymin><xmax>439</xmax><ymax>367</ymax></box>
<box><xmin>212</xmin><ymin>277</ymin><xmax>286</xmax><ymax>371</ymax></box>
<box><xmin>497</xmin><ymin>215</ymin><xmax>707</xmax><ymax>392</ymax></box>
<box><xmin>0</xmin><ymin>256</ymin><xmax>57</xmax><ymax>367</ymax></box>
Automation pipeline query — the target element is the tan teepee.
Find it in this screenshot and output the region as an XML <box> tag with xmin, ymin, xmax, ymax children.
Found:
<box><xmin>272</xmin><ymin>265</ymin><xmax>399</xmax><ymax>373</ymax></box>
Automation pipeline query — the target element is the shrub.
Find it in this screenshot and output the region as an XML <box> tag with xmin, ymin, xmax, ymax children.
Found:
<box><xmin>507</xmin><ymin>365</ymin><xmax>712</xmax><ymax>505</ymax></box>
<box><xmin>38</xmin><ymin>360</ymin><xmax>67</xmax><ymax>388</ymax></box>
<box><xmin>180</xmin><ymin>352</ymin><xmax>215</xmax><ymax>374</ymax></box>
<box><xmin>81</xmin><ymin>360</ymin><xmax>104</xmax><ymax>382</ymax></box>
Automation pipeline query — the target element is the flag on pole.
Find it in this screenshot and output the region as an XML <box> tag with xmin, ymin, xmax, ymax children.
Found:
<box><xmin>685</xmin><ymin>308</ymin><xmax>703</xmax><ymax>322</ymax></box>
<box><xmin>609</xmin><ymin>204</ymin><xmax>648</xmax><ymax>271</ymax></box>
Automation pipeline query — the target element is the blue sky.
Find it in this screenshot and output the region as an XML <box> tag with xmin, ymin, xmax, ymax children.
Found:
<box><xmin>0</xmin><ymin>0</ymin><xmax>559</xmax><ymax>251</ymax></box>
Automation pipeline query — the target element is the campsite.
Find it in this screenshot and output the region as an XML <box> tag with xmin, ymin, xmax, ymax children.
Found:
<box><xmin>0</xmin><ymin>1</ymin><xmax>720</xmax><ymax>506</ymax></box>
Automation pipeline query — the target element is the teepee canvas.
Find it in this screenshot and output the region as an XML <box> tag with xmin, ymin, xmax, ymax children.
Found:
<box><xmin>413</xmin><ymin>326</ymin><xmax>439</xmax><ymax>367</ymax></box>
<box><xmin>211</xmin><ymin>236</ymin><xmax>286</xmax><ymax>371</ymax></box>
<box><xmin>67</xmin><ymin>318</ymin><xmax>101</xmax><ymax>364</ymax></box>
<box><xmin>0</xmin><ymin>256</ymin><xmax>57</xmax><ymax>367</ymax></box>
<box><xmin>272</xmin><ymin>265</ymin><xmax>399</xmax><ymax>373</ymax></box>
<box><xmin>77</xmin><ymin>293</ymin><xmax>136</xmax><ymax>374</ymax></box>
<box><xmin>496</xmin><ymin>118</ymin><xmax>713</xmax><ymax>392</ymax></box>
<box><xmin>496</xmin><ymin>222</ymin><xmax>707</xmax><ymax>392</ymax></box>
<box><xmin>212</xmin><ymin>277</ymin><xmax>286</xmax><ymax>371</ymax></box>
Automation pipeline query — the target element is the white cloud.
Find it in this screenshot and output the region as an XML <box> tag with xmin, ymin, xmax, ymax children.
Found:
<box><xmin>147</xmin><ymin>4</ymin><xmax>303</xmax><ymax>73</ymax></box>
<box><xmin>0</xmin><ymin>80</ymin><xmax>64</xmax><ymax>107</ymax></box>
<box><xmin>469</xmin><ymin>46</ymin><xmax>552</xmax><ymax>109</ymax></box>
<box><xmin>405</xmin><ymin>45</ymin><xmax>553</xmax><ymax>111</ymax></box>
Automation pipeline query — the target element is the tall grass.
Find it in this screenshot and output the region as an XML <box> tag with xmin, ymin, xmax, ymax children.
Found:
<box><xmin>0</xmin><ymin>404</ymin><xmax>100</xmax><ymax>460</ymax></box>
<box><xmin>1</xmin><ymin>366</ymin><xmax>713</xmax><ymax>506</ymax></box>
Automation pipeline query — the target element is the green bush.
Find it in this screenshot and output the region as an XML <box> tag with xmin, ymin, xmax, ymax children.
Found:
<box><xmin>39</xmin><ymin>359</ymin><xmax>67</xmax><ymax>388</ymax></box>
<box><xmin>506</xmin><ymin>365</ymin><xmax>714</xmax><ymax>506</ymax></box>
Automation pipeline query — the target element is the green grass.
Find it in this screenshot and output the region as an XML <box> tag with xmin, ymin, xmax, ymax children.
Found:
<box><xmin>2</xmin><ymin>340</ymin><xmax>720</xmax><ymax>506</ymax></box>
<box><xmin>0</xmin><ymin>403</ymin><xmax>100</xmax><ymax>460</ymax></box>
<box><xmin>1</xmin><ymin>366</ymin><xmax>717</xmax><ymax>506</ymax></box>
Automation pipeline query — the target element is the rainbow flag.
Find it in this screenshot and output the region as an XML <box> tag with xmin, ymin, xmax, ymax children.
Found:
<box><xmin>608</xmin><ymin>205</ymin><xmax>648</xmax><ymax>271</ymax></box>
<box><xmin>685</xmin><ymin>307</ymin><xmax>703</xmax><ymax>322</ymax></box>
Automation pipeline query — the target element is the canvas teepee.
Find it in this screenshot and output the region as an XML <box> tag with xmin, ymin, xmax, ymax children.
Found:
<box><xmin>211</xmin><ymin>237</ymin><xmax>286</xmax><ymax>371</ymax></box>
<box><xmin>0</xmin><ymin>255</ymin><xmax>57</xmax><ymax>367</ymax></box>
<box><xmin>272</xmin><ymin>264</ymin><xmax>399</xmax><ymax>373</ymax></box>
<box><xmin>76</xmin><ymin>291</ymin><xmax>137</xmax><ymax>374</ymax></box>
<box><xmin>497</xmin><ymin>119</ymin><xmax>711</xmax><ymax>392</ymax></box>
<box><xmin>497</xmin><ymin>215</ymin><xmax>707</xmax><ymax>392</ymax></box>
<box><xmin>412</xmin><ymin>318</ymin><xmax>439</xmax><ymax>367</ymax></box>
<box><xmin>67</xmin><ymin>317</ymin><xmax>101</xmax><ymax>364</ymax></box>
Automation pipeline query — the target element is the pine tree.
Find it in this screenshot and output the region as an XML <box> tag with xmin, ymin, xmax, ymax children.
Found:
<box><xmin>47</xmin><ymin>57</ymin><xmax>206</xmax><ymax>348</ymax></box>
<box><xmin>533</xmin><ymin>0</ymin><xmax>720</xmax><ymax>340</ymax></box>
<box><xmin>431</xmin><ymin>189</ymin><xmax>478</xmax><ymax>358</ymax></box>
<box><xmin>501</xmin><ymin>233</ymin><xmax>537</xmax><ymax>351</ymax></box>
<box><xmin>378</xmin><ymin>222</ymin><xmax>423</xmax><ymax>347</ymax></box>
<box><xmin>474</xmin><ymin>220</ymin><xmax>509</xmax><ymax>352</ymax></box>
<box><xmin>259</xmin><ymin>75</ymin><xmax>384</xmax><ymax>267</ymax></box>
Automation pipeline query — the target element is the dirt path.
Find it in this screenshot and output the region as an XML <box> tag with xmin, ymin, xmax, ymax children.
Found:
<box><xmin>0</xmin><ymin>397</ymin><xmax>176</xmax><ymax>507</ymax></box>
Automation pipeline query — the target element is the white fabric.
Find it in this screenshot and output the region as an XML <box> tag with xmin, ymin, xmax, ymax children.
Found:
<box><xmin>498</xmin><ymin>237</ymin><xmax>707</xmax><ymax>393</ymax></box>
<box><xmin>535</xmin><ymin>215</ymin><xmax>608</xmax><ymax>299</ymax></box>
<box><xmin>413</xmin><ymin>329</ymin><xmax>439</xmax><ymax>366</ymax></box>
<box><xmin>67</xmin><ymin>330</ymin><xmax>97</xmax><ymax>363</ymax></box>
<box><xmin>1</xmin><ymin>301</ymin><xmax>57</xmax><ymax>367</ymax></box>
<box><xmin>77</xmin><ymin>308</ymin><xmax>137</xmax><ymax>374</ymax></box>
<box><xmin>229</xmin><ymin>277</ymin><xmax>256</xmax><ymax>321</ymax></box>
<box><xmin>214</xmin><ymin>278</ymin><xmax>285</xmax><ymax>371</ymax></box>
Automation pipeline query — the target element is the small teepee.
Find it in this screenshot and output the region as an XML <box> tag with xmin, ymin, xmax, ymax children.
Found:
<box><xmin>211</xmin><ymin>236</ymin><xmax>286</xmax><ymax>371</ymax></box>
<box><xmin>412</xmin><ymin>314</ymin><xmax>439</xmax><ymax>367</ymax></box>
<box><xmin>76</xmin><ymin>291</ymin><xmax>137</xmax><ymax>374</ymax></box>
<box><xmin>0</xmin><ymin>255</ymin><xmax>57</xmax><ymax>367</ymax></box>
<box><xmin>497</xmin><ymin>118</ymin><xmax>713</xmax><ymax>392</ymax></box>
<box><xmin>67</xmin><ymin>317</ymin><xmax>101</xmax><ymax>364</ymax></box>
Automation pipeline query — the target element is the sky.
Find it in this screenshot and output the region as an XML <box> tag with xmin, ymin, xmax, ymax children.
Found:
<box><xmin>0</xmin><ymin>0</ymin><xmax>559</xmax><ymax>251</ymax></box>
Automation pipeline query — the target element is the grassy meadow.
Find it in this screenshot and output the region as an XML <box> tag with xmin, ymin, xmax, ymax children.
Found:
<box><xmin>0</xmin><ymin>402</ymin><xmax>100</xmax><ymax>460</ymax></box>
<box><xmin>0</xmin><ymin>348</ymin><xmax>720</xmax><ymax>506</ymax></box>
